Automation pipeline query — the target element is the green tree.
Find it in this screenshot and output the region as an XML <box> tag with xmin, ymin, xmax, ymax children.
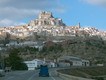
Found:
<box><xmin>6</xmin><ymin>49</ymin><xmax>28</xmax><ymax>70</ymax></box>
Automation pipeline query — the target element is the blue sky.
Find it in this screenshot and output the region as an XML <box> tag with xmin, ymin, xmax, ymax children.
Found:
<box><xmin>0</xmin><ymin>0</ymin><xmax>106</xmax><ymax>30</ymax></box>
<box><xmin>51</xmin><ymin>0</ymin><xmax>106</xmax><ymax>30</ymax></box>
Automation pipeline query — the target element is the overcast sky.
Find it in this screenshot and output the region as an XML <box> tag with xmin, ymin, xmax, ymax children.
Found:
<box><xmin>0</xmin><ymin>0</ymin><xmax>106</xmax><ymax>30</ymax></box>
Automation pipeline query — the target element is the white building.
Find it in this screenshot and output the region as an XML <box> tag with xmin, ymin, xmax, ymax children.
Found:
<box><xmin>30</xmin><ymin>45</ymin><xmax>43</xmax><ymax>51</ymax></box>
<box><xmin>6</xmin><ymin>41</ymin><xmax>43</xmax><ymax>49</ymax></box>
<box><xmin>82</xmin><ymin>59</ymin><xmax>90</xmax><ymax>66</ymax></box>
<box><xmin>58</xmin><ymin>56</ymin><xmax>90</xmax><ymax>67</ymax></box>
<box><xmin>6</xmin><ymin>41</ymin><xmax>18</xmax><ymax>47</ymax></box>
<box><xmin>24</xmin><ymin>59</ymin><xmax>44</xmax><ymax>70</ymax></box>
<box><xmin>24</xmin><ymin>59</ymin><xmax>57</xmax><ymax>70</ymax></box>
<box><xmin>46</xmin><ymin>61</ymin><xmax>57</xmax><ymax>68</ymax></box>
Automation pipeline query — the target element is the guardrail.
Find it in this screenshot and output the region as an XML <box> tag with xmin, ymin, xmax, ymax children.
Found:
<box><xmin>56</xmin><ymin>71</ymin><xmax>94</xmax><ymax>80</ymax></box>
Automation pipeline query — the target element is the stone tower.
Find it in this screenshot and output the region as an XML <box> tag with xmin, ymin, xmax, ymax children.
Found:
<box><xmin>39</xmin><ymin>11</ymin><xmax>53</xmax><ymax>19</ymax></box>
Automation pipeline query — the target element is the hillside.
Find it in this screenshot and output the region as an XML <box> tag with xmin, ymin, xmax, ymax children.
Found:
<box><xmin>1</xmin><ymin>36</ymin><xmax>106</xmax><ymax>65</ymax></box>
<box><xmin>40</xmin><ymin>37</ymin><xmax>106</xmax><ymax>64</ymax></box>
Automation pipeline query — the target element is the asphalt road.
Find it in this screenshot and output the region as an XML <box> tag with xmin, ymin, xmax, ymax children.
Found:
<box><xmin>0</xmin><ymin>68</ymin><xmax>63</xmax><ymax>80</ymax></box>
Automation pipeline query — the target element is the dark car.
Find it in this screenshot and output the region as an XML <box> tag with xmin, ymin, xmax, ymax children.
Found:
<box><xmin>4</xmin><ymin>67</ymin><xmax>11</xmax><ymax>72</ymax></box>
<box><xmin>39</xmin><ymin>65</ymin><xmax>49</xmax><ymax>77</ymax></box>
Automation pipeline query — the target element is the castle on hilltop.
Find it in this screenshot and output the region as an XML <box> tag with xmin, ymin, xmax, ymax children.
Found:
<box><xmin>39</xmin><ymin>11</ymin><xmax>53</xmax><ymax>19</ymax></box>
<box><xmin>29</xmin><ymin>11</ymin><xmax>65</xmax><ymax>27</ymax></box>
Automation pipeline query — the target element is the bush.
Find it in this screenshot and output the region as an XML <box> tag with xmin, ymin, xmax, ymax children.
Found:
<box><xmin>12</xmin><ymin>63</ymin><xmax>28</xmax><ymax>70</ymax></box>
<box><xmin>18</xmin><ymin>63</ymin><xmax>28</xmax><ymax>70</ymax></box>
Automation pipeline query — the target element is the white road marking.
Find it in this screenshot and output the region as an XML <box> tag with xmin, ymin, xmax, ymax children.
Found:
<box><xmin>50</xmin><ymin>71</ymin><xmax>56</xmax><ymax>80</ymax></box>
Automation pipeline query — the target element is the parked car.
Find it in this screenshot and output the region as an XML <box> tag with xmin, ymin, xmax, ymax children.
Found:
<box><xmin>4</xmin><ymin>67</ymin><xmax>11</xmax><ymax>72</ymax></box>
<box><xmin>0</xmin><ymin>69</ymin><xmax>4</xmax><ymax>73</ymax></box>
<box><xmin>0</xmin><ymin>69</ymin><xmax>5</xmax><ymax>77</ymax></box>
<box><xmin>39</xmin><ymin>65</ymin><xmax>49</xmax><ymax>77</ymax></box>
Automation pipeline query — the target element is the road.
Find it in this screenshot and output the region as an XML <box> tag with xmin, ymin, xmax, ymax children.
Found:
<box><xmin>0</xmin><ymin>68</ymin><xmax>63</xmax><ymax>80</ymax></box>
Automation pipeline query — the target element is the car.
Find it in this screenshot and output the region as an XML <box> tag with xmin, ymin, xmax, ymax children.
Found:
<box><xmin>39</xmin><ymin>65</ymin><xmax>49</xmax><ymax>77</ymax></box>
<box><xmin>0</xmin><ymin>69</ymin><xmax>4</xmax><ymax>73</ymax></box>
<box><xmin>4</xmin><ymin>67</ymin><xmax>11</xmax><ymax>72</ymax></box>
<box><xmin>0</xmin><ymin>69</ymin><xmax>5</xmax><ymax>76</ymax></box>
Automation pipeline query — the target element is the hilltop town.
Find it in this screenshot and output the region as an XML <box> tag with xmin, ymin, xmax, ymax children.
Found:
<box><xmin>0</xmin><ymin>11</ymin><xmax>106</xmax><ymax>41</ymax></box>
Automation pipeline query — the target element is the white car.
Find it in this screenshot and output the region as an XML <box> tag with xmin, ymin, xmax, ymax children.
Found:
<box><xmin>0</xmin><ymin>69</ymin><xmax>4</xmax><ymax>73</ymax></box>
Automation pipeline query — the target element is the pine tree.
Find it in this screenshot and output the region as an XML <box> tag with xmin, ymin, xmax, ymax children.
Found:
<box><xmin>6</xmin><ymin>49</ymin><xmax>28</xmax><ymax>70</ymax></box>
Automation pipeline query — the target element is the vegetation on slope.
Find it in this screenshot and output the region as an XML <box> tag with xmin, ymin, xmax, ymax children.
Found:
<box><xmin>58</xmin><ymin>67</ymin><xmax>106</xmax><ymax>79</ymax></box>
<box><xmin>1</xmin><ymin>36</ymin><xmax>106</xmax><ymax>65</ymax></box>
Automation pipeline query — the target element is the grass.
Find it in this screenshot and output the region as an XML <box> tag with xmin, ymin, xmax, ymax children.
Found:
<box><xmin>57</xmin><ymin>66</ymin><xmax>106</xmax><ymax>79</ymax></box>
<box><xmin>0</xmin><ymin>74</ymin><xmax>4</xmax><ymax>77</ymax></box>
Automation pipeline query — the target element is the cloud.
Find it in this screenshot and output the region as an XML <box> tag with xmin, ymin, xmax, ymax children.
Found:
<box><xmin>0</xmin><ymin>0</ymin><xmax>65</xmax><ymax>27</ymax></box>
<box><xmin>52</xmin><ymin>3</ymin><xmax>67</xmax><ymax>14</ymax></box>
<box><xmin>52</xmin><ymin>8</ymin><xmax>66</xmax><ymax>14</ymax></box>
<box><xmin>0</xmin><ymin>19</ymin><xmax>26</xmax><ymax>27</ymax></box>
<box><xmin>0</xmin><ymin>0</ymin><xmax>55</xmax><ymax>9</ymax></box>
<box><xmin>0</xmin><ymin>7</ymin><xmax>40</xmax><ymax>20</ymax></box>
<box><xmin>81</xmin><ymin>0</ymin><xmax>106</xmax><ymax>7</ymax></box>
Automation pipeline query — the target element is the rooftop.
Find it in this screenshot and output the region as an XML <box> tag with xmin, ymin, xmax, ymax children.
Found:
<box><xmin>59</xmin><ymin>56</ymin><xmax>82</xmax><ymax>61</ymax></box>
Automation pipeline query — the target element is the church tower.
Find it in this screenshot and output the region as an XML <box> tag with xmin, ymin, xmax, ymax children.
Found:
<box><xmin>77</xmin><ymin>22</ymin><xmax>81</xmax><ymax>29</ymax></box>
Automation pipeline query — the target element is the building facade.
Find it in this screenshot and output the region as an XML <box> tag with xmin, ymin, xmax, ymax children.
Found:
<box><xmin>58</xmin><ymin>56</ymin><xmax>90</xmax><ymax>67</ymax></box>
<box><xmin>24</xmin><ymin>59</ymin><xmax>57</xmax><ymax>70</ymax></box>
<box><xmin>24</xmin><ymin>59</ymin><xmax>44</xmax><ymax>70</ymax></box>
